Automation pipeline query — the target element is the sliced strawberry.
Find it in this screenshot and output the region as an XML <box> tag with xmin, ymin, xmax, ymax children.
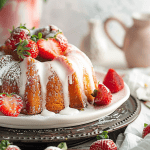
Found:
<box><xmin>55</xmin><ymin>33</ymin><xmax>68</xmax><ymax>52</ymax></box>
<box><xmin>37</xmin><ymin>38</ymin><xmax>63</xmax><ymax>60</ymax></box>
<box><xmin>103</xmin><ymin>68</ymin><xmax>124</xmax><ymax>93</ymax></box>
<box><xmin>92</xmin><ymin>83</ymin><xmax>112</xmax><ymax>106</ymax></box>
<box><xmin>142</xmin><ymin>123</ymin><xmax>150</xmax><ymax>138</ymax></box>
<box><xmin>37</xmin><ymin>31</ymin><xmax>68</xmax><ymax>60</ymax></box>
<box><xmin>0</xmin><ymin>93</ymin><xmax>23</xmax><ymax>117</ymax></box>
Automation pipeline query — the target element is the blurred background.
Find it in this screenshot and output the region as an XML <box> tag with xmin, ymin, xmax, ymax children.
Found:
<box><xmin>40</xmin><ymin>0</ymin><xmax>150</xmax><ymax>48</ymax></box>
<box><xmin>1</xmin><ymin>0</ymin><xmax>150</xmax><ymax>68</ymax></box>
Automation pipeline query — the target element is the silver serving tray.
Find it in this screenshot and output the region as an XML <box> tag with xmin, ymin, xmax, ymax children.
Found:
<box><xmin>0</xmin><ymin>95</ymin><xmax>141</xmax><ymax>143</ymax></box>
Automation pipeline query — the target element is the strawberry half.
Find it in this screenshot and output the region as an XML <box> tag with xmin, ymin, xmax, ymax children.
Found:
<box><xmin>90</xmin><ymin>131</ymin><xmax>117</xmax><ymax>150</ymax></box>
<box><xmin>0</xmin><ymin>93</ymin><xmax>23</xmax><ymax>117</ymax></box>
<box><xmin>142</xmin><ymin>123</ymin><xmax>150</xmax><ymax>138</ymax></box>
<box><xmin>55</xmin><ymin>33</ymin><xmax>68</xmax><ymax>53</ymax></box>
<box><xmin>92</xmin><ymin>83</ymin><xmax>112</xmax><ymax>106</ymax></box>
<box><xmin>37</xmin><ymin>32</ymin><xmax>68</xmax><ymax>60</ymax></box>
<box><xmin>103</xmin><ymin>68</ymin><xmax>124</xmax><ymax>93</ymax></box>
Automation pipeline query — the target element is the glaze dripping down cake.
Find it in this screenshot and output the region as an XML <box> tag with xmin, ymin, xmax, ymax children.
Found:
<box><xmin>0</xmin><ymin>25</ymin><xmax>98</xmax><ymax>115</ymax></box>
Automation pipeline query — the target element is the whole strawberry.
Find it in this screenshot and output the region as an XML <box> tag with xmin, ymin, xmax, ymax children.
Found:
<box><xmin>15</xmin><ymin>39</ymin><xmax>39</xmax><ymax>61</ymax></box>
<box><xmin>0</xmin><ymin>140</ymin><xmax>20</xmax><ymax>150</ymax></box>
<box><xmin>92</xmin><ymin>83</ymin><xmax>112</xmax><ymax>106</ymax></box>
<box><xmin>5</xmin><ymin>24</ymin><xmax>30</xmax><ymax>51</ymax></box>
<box><xmin>142</xmin><ymin>123</ymin><xmax>150</xmax><ymax>138</ymax></box>
<box><xmin>103</xmin><ymin>68</ymin><xmax>124</xmax><ymax>93</ymax></box>
<box><xmin>90</xmin><ymin>131</ymin><xmax>117</xmax><ymax>150</ymax></box>
<box><xmin>0</xmin><ymin>93</ymin><xmax>23</xmax><ymax>117</ymax></box>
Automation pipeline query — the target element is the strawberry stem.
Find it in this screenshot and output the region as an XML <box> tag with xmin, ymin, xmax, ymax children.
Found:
<box><xmin>16</xmin><ymin>39</ymin><xmax>31</xmax><ymax>60</ymax></box>
<box><xmin>91</xmin><ymin>89</ymin><xmax>98</xmax><ymax>97</ymax></box>
<box><xmin>96</xmin><ymin>131</ymin><xmax>109</xmax><ymax>140</ymax></box>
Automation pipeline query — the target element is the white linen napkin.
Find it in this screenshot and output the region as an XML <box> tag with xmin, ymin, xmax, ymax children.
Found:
<box><xmin>123</xmin><ymin>67</ymin><xmax>150</xmax><ymax>101</ymax></box>
<box><xmin>116</xmin><ymin>103</ymin><xmax>150</xmax><ymax>150</ymax></box>
<box><xmin>115</xmin><ymin>67</ymin><xmax>150</xmax><ymax>150</ymax></box>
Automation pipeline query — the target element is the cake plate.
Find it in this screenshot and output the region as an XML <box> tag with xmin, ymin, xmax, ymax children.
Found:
<box><xmin>0</xmin><ymin>95</ymin><xmax>141</xmax><ymax>148</ymax></box>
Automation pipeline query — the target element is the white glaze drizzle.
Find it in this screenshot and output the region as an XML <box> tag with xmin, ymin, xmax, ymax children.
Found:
<box><xmin>1</xmin><ymin>44</ymin><xmax>96</xmax><ymax>116</ymax></box>
<box><xmin>18</xmin><ymin>58</ymin><xmax>27</xmax><ymax>97</ymax></box>
<box><xmin>59</xmin><ymin>107</ymin><xmax>79</xmax><ymax>115</ymax></box>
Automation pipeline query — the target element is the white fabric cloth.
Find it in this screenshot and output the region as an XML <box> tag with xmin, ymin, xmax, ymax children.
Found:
<box><xmin>115</xmin><ymin>67</ymin><xmax>150</xmax><ymax>150</ymax></box>
<box><xmin>116</xmin><ymin>103</ymin><xmax>150</xmax><ymax>150</ymax></box>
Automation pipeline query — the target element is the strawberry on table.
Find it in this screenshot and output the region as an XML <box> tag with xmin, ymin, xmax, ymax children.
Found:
<box><xmin>37</xmin><ymin>32</ymin><xmax>68</xmax><ymax>60</ymax></box>
<box><xmin>92</xmin><ymin>83</ymin><xmax>112</xmax><ymax>106</ymax></box>
<box><xmin>0</xmin><ymin>140</ymin><xmax>21</xmax><ymax>150</ymax></box>
<box><xmin>90</xmin><ymin>131</ymin><xmax>117</xmax><ymax>150</ymax></box>
<box><xmin>0</xmin><ymin>93</ymin><xmax>23</xmax><ymax>117</ymax></box>
<box><xmin>103</xmin><ymin>68</ymin><xmax>124</xmax><ymax>93</ymax></box>
<box><xmin>142</xmin><ymin>123</ymin><xmax>150</xmax><ymax>138</ymax></box>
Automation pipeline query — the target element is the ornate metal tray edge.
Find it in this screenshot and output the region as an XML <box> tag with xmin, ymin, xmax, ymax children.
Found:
<box><xmin>0</xmin><ymin>95</ymin><xmax>141</xmax><ymax>143</ymax></box>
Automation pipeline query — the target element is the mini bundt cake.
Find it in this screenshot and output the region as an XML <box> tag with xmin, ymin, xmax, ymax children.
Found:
<box><xmin>0</xmin><ymin>25</ymin><xmax>98</xmax><ymax>115</ymax></box>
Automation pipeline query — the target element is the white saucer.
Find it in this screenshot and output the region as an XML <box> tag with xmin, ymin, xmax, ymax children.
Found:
<box><xmin>0</xmin><ymin>72</ymin><xmax>130</xmax><ymax>129</ymax></box>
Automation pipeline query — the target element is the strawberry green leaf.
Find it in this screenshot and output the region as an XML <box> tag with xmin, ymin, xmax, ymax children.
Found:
<box><xmin>31</xmin><ymin>32</ymin><xmax>42</xmax><ymax>42</ymax></box>
<box><xmin>38</xmin><ymin>32</ymin><xmax>42</xmax><ymax>39</ymax></box>
<box><xmin>96</xmin><ymin>131</ymin><xmax>109</xmax><ymax>140</ymax></box>
<box><xmin>23</xmin><ymin>47</ymin><xmax>31</xmax><ymax>51</ymax></box>
<box><xmin>31</xmin><ymin>26</ymin><xmax>35</xmax><ymax>30</ymax></box>
<box><xmin>31</xmin><ymin>37</ymin><xmax>37</xmax><ymax>42</ymax></box>
<box><xmin>20</xmin><ymin>54</ymin><xmax>25</xmax><ymax>59</ymax></box>
<box><xmin>144</xmin><ymin>123</ymin><xmax>148</xmax><ymax>128</ymax></box>
<box><xmin>8</xmin><ymin>29</ymin><xmax>12</xmax><ymax>33</ymax></box>
<box><xmin>0</xmin><ymin>93</ymin><xmax>8</xmax><ymax>96</ymax></box>
<box><xmin>20</xmin><ymin>23</ymin><xmax>27</xmax><ymax>29</ymax></box>
<box><xmin>11</xmin><ymin>93</ymin><xmax>16</xmax><ymax>95</ymax></box>
<box><xmin>31</xmin><ymin>34</ymin><xmax>39</xmax><ymax>42</ymax></box>
<box><xmin>22</xmin><ymin>40</ymin><xmax>28</xmax><ymax>47</ymax></box>
<box><xmin>25</xmin><ymin>51</ymin><xmax>31</xmax><ymax>56</ymax></box>
<box><xmin>31</xmin><ymin>35</ymin><xmax>38</xmax><ymax>38</ymax></box>
<box><xmin>0</xmin><ymin>140</ymin><xmax>10</xmax><ymax>150</ymax></box>
<box><xmin>0</xmin><ymin>0</ymin><xmax>8</xmax><ymax>10</ymax></box>
<box><xmin>58</xmin><ymin>142</ymin><xmax>67</xmax><ymax>150</ymax></box>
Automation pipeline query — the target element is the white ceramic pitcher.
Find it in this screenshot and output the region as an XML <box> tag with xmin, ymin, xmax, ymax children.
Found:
<box><xmin>104</xmin><ymin>13</ymin><xmax>150</xmax><ymax>68</ymax></box>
